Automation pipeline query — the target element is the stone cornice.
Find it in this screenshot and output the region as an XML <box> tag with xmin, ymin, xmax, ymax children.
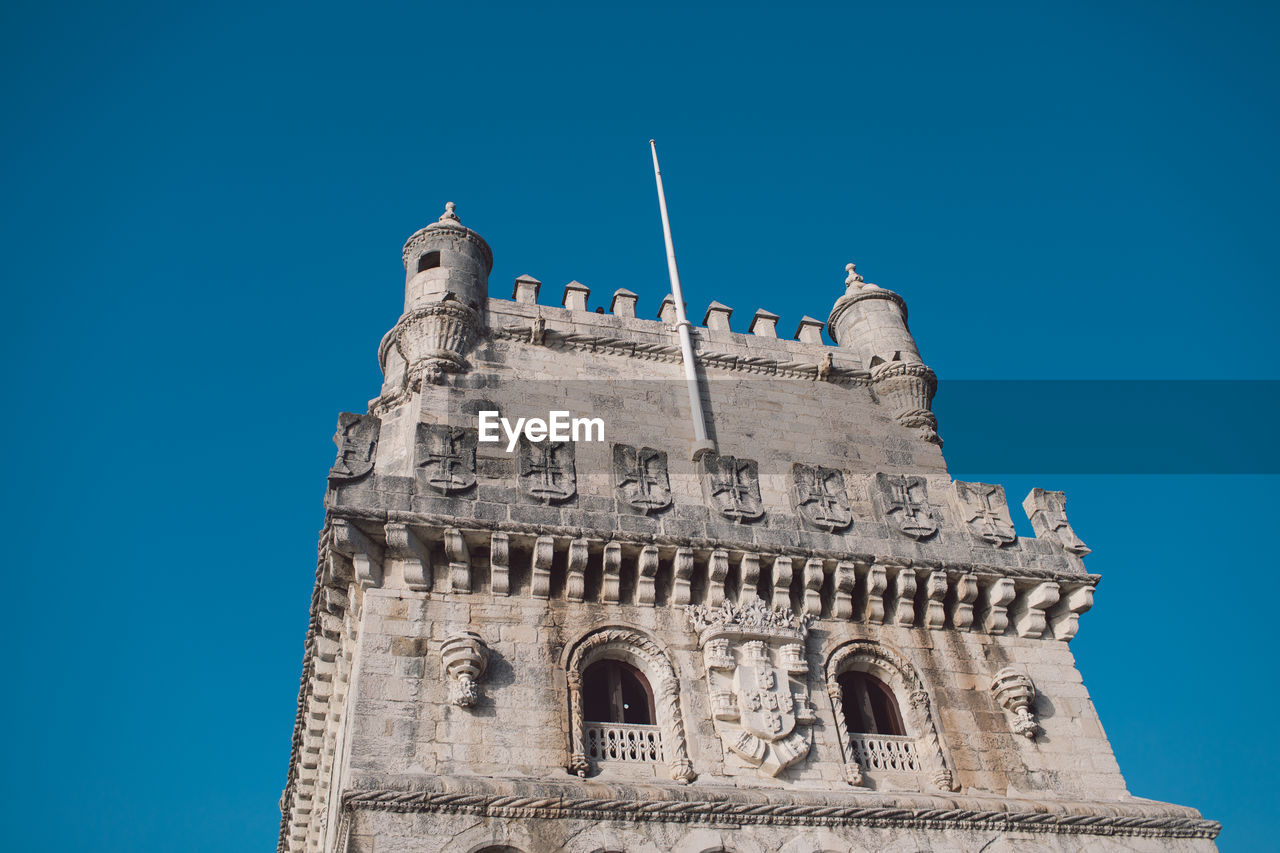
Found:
<box><xmin>327</xmin><ymin>507</ymin><xmax>1098</xmax><ymax>587</ymax></box>
<box><xmin>338</xmin><ymin>780</ymin><xmax>1219</xmax><ymax>840</ymax></box>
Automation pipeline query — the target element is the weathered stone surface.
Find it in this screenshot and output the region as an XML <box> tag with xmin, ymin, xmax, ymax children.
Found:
<box><xmin>280</xmin><ymin>212</ymin><xmax>1219</xmax><ymax>853</ymax></box>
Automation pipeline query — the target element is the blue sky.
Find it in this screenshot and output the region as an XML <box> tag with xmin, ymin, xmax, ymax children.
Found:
<box><xmin>3</xmin><ymin>1</ymin><xmax>1277</xmax><ymax>850</ymax></box>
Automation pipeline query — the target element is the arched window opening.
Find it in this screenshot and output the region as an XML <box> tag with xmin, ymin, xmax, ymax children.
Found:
<box><xmin>417</xmin><ymin>250</ymin><xmax>441</xmax><ymax>272</ymax></box>
<box><xmin>583</xmin><ymin>660</ymin><xmax>655</xmax><ymax>725</ymax></box>
<box><xmin>838</xmin><ymin>670</ymin><xmax>906</xmax><ymax>736</ymax></box>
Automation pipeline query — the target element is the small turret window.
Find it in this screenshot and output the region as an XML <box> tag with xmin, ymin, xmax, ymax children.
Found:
<box><xmin>838</xmin><ymin>670</ymin><xmax>906</xmax><ymax>736</ymax></box>
<box><xmin>417</xmin><ymin>251</ymin><xmax>441</xmax><ymax>272</ymax></box>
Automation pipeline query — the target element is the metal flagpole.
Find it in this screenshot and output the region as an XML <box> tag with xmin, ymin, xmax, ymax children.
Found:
<box><xmin>650</xmin><ymin>139</ymin><xmax>715</xmax><ymax>460</ymax></box>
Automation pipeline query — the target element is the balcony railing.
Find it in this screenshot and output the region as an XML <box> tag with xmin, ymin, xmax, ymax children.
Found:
<box><xmin>847</xmin><ymin>733</ymin><xmax>921</xmax><ymax>772</ymax></box>
<box><xmin>584</xmin><ymin>721</ymin><xmax>664</xmax><ymax>764</ymax></box>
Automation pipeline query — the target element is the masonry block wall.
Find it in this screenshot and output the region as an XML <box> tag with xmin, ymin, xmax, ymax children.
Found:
<box><xmin>279</xmin><ymin>205</ymin><xmax>1218</xmax><ymax>853</ymax></box>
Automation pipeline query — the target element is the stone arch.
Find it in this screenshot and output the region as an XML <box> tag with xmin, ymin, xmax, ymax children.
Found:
<box><xmin>565</xmin><ymin>625</ymin><xmax>696</xmax><ymax>784</ymax></box>
<box><xmin>447</xmin><ymin>820</ymin><xmax>538</xmax><ymax>853</ymax></box>
<box><xmin>825</xmin><ymin>639</ymin><xmax>958</xmax><ymax>792</ymax></box>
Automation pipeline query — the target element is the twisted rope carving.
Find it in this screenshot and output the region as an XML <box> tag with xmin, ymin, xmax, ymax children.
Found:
<box><xmin>338</xmin><ymin>789</ymin><xmax>1220</xmax><ymax>838</ymax></box>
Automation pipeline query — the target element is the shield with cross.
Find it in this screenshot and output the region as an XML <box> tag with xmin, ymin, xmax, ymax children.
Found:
<box><xmin>517</xmin><ymin>438</ymin><xmax>577</xmax><ymax>503</ymax></box>
<box><xmin>791</xmin><ymin>463</ymin><xmax>852</xmax><ymax>532</ymax></box>
<box><xmin>874</xmin><ymin>473</ymin><xmax>938</xmax><ymax>540</ymax></box>
<box><xmin>614</xmin><ymin>444</ymin><xmax>672</xmax><ymax>513</ymax></box>
<box><xmin>328</xmin><ymin>413</ymin><xmax>380</xmax><ymax>482</ymax></box>
<box><xmin>415</xmin><ymin>423</ymin><xmax>477</xmax><ymax>495</ymax></box>
<box><xmin>951</xmin><ymin>480</ymin><xmax>1017</xmax><ymax>546</ymax></box>
<box><xmin>701</xmin><ymin>453</ymin><xmax>764</xmax><ymax>522</ymax></box>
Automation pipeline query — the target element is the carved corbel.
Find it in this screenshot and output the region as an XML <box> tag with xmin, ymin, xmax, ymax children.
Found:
<box><xmin>952</xmin><ymin>573</ymin><xmax>978</xmax><ymax>631</ymax></box>
<box><xmin>991</xmin><ymin>667</ymin><xmax>1039</xmax><ymax>739</ymax></box>
<box><xmin>771</xmin><ymin>556</ymin><xmax>794</xmax><ymax>610</ymax></box>
<box><xmin>1049</xmin><ymin>584</ymin><xmax>1094</xmax><ymax>641</ymax></box>
<box><xmin>567</xmin><ymin>538</ymin><xmax>589</xmax><ymax>603</ymax></box>
<box><xmin>833</xmin><ymin>560</ymin><xmax>856</xmax><ymax>620</ymax></box>
<box><xmin>1012</xmin><ymin>581</ymin><xmax>1061</xmax><ymax>639</ymax></box>
<box><xmin>707</xmin><ymin>549</ymin><xmax>729</xmax><ymax>607</ymax></box>
<box><xmin>440</xmin><ymin>631</ymin><xmax>489</xmax><ymax>708</ymax></box>
<box><xmin>532</xmin><ymin>535</ymin><xmax>555</xmax><ymax>600</ymax></box>
<box><xmin>383</xmin><ymin>522</ymin><xmax>432</xmax><ymax>592</ymax></box>
<box><xmin>601</xmin><ymin>541</ymin><xmax>621</xmax><ymax>604</ymax></box>
<box><xmin>802</xmin><ymin>558</ymin><xmax>824</xmax><ymax>616</ymax></box>
<box><xmin>331</xmin><ymin>519</ymin><xmax>384</xmax><ymax>591</ymax></box>
<box><xmin>891</xmin><ymin>565</ymin><xmax>918</xmax><ymax>626</ymax></box>
<box><xmin>739</xmin><ymin>553</ymin><xmax>761</xmax><ymax>601</ymax></box>
<box><xmin>672</xmin><ymin>547</ymin><xmax>695</xmax><ymax>605</ymax></box>
<box><xmin>924</xmin><ymin>569</ymin><xmax>947</xmax><ymax>629</ymax></box>
<box><xmin>637</xmin><ymin>545</ymin><xmax>658</xmax><ymax>606</ymax></box>
<box><xmin>862</xmin><ymin>562</ymin><xmax>887</xmax><ymax>624</ymax></box>
<box><xmin>981</xmin><ymin>577</ymin><xmax>1017</xmax><ymax>634</ymax></box>
<box><xmin>490</xmin><ymin>532</ymin><xmax>510</xmax><ymax>596</ymax></box>
<box><xmin>444</xmin><ymin>527</ymin><xmax>470</xmax><ymax>593</ymax></box>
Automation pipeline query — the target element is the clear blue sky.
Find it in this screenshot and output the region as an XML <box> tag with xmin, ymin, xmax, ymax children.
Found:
<box><xmin>3</xmin><ymin>1</ymin><xmax>1277</xmax><ymax>850</ymax></box>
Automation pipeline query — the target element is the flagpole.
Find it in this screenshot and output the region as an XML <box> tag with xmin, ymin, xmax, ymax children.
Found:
<box><xmin>650</xmin><ymin>139</ymin><xmax>715</xmax><ymax>461</ymax></box>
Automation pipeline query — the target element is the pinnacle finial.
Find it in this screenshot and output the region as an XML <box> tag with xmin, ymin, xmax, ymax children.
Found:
<box><xmin>439</xmin><ymin>201</ymin><xmax>460</xmax><ymax>224</ymax></box>
<box><xmin>845</xmin><ymin>262</ymin><xmax>864</xmax><ymax>286</ymax></box>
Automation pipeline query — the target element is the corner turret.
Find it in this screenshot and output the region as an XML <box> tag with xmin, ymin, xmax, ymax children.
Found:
<box><xmin>377</xmin><ymin>203</ymin><xmax>492</xmax><ymax>402</ymax></box>
<box><xmin>828</xmin><ymin>263</ymin><xmax>939</xmax><ymax>444</ymax></box>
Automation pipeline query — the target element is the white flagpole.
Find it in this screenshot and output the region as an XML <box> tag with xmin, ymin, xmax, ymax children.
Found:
<box><xmin>650</xmin><ymin>139</ymin><xmax>714</xmax><ymax>460</ymax></box>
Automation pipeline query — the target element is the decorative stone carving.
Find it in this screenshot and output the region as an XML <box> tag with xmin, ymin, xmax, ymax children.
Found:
<box><xmin>871</xmin><ymin>361</ymin><xmax>940</xmax><ymax>445</ymax></box>
<box><xmin>565</xmin><ymin>628</ymin><xmax>696</xmax><ymax>784</ymax></box>
<box><xmin>328</xmin><ymin>413</ymin><xmax>380</xmax><ymax>482</ymax></box>
<box><xmin>825</xmin><ymin>641</ymin><xmax>959</xmax><ymax>792</ymax></box>
<box><xmin>518</xmin><ymin>438</ymin><xmax>576</xmax><ymax>503</ymax></box>
<box><xmin>791</xmin><ymin>464</ymin><xmax>852</xmax><ymax>532</ymax></box>
<box><xmin>613</xmin><ymin>444</ymin><xmax>672</xmax><ymax>513</ymax></box>
<box><xmin>415</xmin><ymin>424</ymin><xmax>477</xmax><ymax>495</ymax></box>
<box><xmin>700</xmin><ymin>453</ymin><xmax>764</xmax><ymax>522</ymax></box>
<box><xmin>873</xmin><ymin>474</ymin><xmax>938</xmax><ymax>541</ymax></box>
<box><xmin>384</xmin><ymin>522</ymin><xmax>432</xmax><ymax>592</ymax></box>
<box><xmin>395</xmin><ymin>297</ymin><xmax>482</xmax><ymax>386</ymax></box>
<box><xmin>1024</xmin><ymin>488</ymin><xmax>1091</xmax><ymax>556</ymax></box>
<box><xmin>440</xmin><ymin>631</ymin><xmax>489</xmax><ymax>708</ymax></box>
<box><xmin>990</xmin><ymin>667</ymin><xmax>1039</xmax><ymax>739</ymax></box>
<box><xmin>687</xmin><ymin>599</ymin><xmax>815</xmax><ymax>777</ymax></box>
<box><xmin>951</xmin><ymin>481</ymin><xmax>1017</xmax><ymax>547</ymax></box>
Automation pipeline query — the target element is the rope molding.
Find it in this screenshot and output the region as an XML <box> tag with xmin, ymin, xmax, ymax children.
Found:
<box><xmin>339</xmin><ymin>788</ymin><xmax>1220</xmax><ymax>839</ymax></box>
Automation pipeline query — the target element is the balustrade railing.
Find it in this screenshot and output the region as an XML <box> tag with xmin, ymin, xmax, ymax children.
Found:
<box><xmin>584</xmin><ymin>721</ymin><xmax>664</xmax><ymax>764</ymax></box>
<box><xmin>847</xmin><ymin>733</ymin><xmax>920</xmax><ymax>772</ymax></box>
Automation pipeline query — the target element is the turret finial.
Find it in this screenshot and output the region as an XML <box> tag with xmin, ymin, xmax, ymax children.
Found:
<box><xmin>844</xmin><ymin>262</ymin><xmax>879</xmax><ymax>292</ymax></box>
<box><xmin>439</xmin><ymin>201</ymin><xmax>460</xmax><ymax>224</ymax></box>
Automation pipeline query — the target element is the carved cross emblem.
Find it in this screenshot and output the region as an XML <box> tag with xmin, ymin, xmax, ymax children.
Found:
<box><xmin>614</xmin><ymin>444</ymin><xmax>672</xmax><ymax>513</ymax></box>
<box><xmin>518</xmin><ymin>438</ymin><xmax>576</xmax><ymax>503</ymax></box>
<box><xmin>792</xmin><ymin>463</ymin><xmax>852</xmax><ymax>531</ymax></box>
<box><xmin>328</xmin><ymin>413</ymin><xmax>379</xmax><ymax>482</ymax></box>
<box><xmin>415</xmin><ymin>424</ymin><xmax>476</xmax><ymax>495</ymax></box>
<box><xmin>875</xmin><ymin>473</ymin><xmax>937</xmax><ymax>540</ymax></box>
<box><xmin>701</xmin><ymin>453</ymin><xmax>763</xmax><ymax>521</ymax></box>
<box><xmin>951</xmin><ymin>480</ymin><xmax>1017</xmax><ymax>546</ymax></box>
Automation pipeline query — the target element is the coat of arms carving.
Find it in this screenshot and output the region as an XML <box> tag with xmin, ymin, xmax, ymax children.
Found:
<box><xmin>415</xmin><ymin>424</ymin><xmax>477</xmax><ymax>495</ymax></box>
<box><xmin>687</xmin><ymin>599</ymin><xmax>816</xmax><ymax>777</ymax></box>
<box><xmin>873</xmin><ymin>473</ymin><xmax>938</xmax><ymax>540</ymax></box>
<box><xmin>328</xmin><ymin>413</ymin><xmax>380</xmax><ymax>482</ymax></box>
<box><xmin>700</xmin><ymin>453</ymin><xmax>764</xmax><ymax>522</ymax></box>
<box><xmin>951</xmin><ymin>480</ymin><xmax>1017</xmax><ymax>547</ymax></box>
<box><xmin>613</xmin><ymin>444</ymin><xmax>672</xmax><ymax>513</ymax></box>
<box><xmin>518</xmin><ymin>438</ymin><xmax>576</xmax><ymax>503</ymax></box>
<box><xmin>791</xmin><ymin>463</ymin><xmax>852</xmax><ymax>532</ymax></box>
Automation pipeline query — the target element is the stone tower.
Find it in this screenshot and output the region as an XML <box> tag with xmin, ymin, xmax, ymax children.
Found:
<box><xmin>279</xmin><ymin>205</ymin><xmax>1219</xmax><ymax>852</ymax></box>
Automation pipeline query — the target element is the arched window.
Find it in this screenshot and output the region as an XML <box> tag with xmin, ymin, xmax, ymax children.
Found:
<box><xmin>838</xmin><ymin>670</ymin><xmax>905</xmax><ymax>736</ymax></box>
<box><xmin>417</xmin><ymin>250</ymin><xmax>441</xmax><ymax>272</ymax></box>
<box><xmin>825</xmin><ymin>641</ymin><xmax>958</xmax><ymax>792</ymax></box>
<box><xmin>583</xmin><ymin>660</ymin><xmax>656</xmax><ymax>725</ymax></box>
<box><xmin>564</xmin><ymin>627</ymin><xmax>696</xmax><ymax>784</ymax></box>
